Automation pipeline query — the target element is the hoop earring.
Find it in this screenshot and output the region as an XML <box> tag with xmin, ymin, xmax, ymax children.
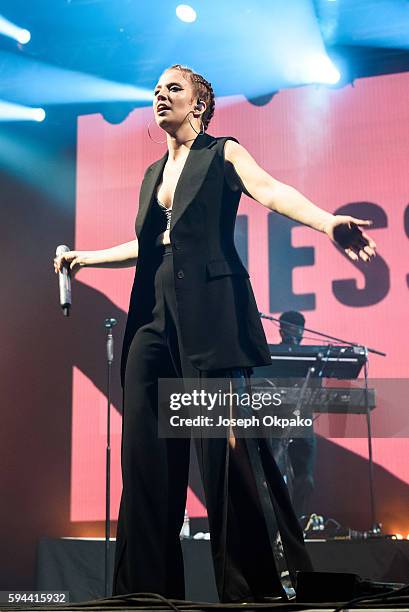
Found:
<box><xmin>187</xmin><ymin>114</ymin><xmax>205</xmax><ymax>136</ymax></box>
<box><xmin>147</xmin><ymin>118</ymin><xmax>167</xmax><ymax>144</ymax></box>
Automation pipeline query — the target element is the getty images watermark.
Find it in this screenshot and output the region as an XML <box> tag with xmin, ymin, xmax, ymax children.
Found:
<box><xmin>159</xmin><ymin>377</ymin><xmax>409</xmax><ymax>439</ymax></box>
<box><xmin>158</xmin><ymin>378</ymin><xmax>314</xmax><ymax>438</ymax></box>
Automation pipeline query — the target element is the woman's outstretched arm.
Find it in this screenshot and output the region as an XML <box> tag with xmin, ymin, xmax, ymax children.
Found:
<box><xmin>53</xmin><ymin>239</ymin><xmax>138</xmax><ymax>277</ymax></box>
<box><xmin>224</xmin><ymin>140</ymin><xmax>376</xmax><ymax>262</ymax></box>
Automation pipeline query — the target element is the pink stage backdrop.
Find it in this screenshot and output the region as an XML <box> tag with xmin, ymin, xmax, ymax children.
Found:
<box><xmin>71</xmin><ymin>72</ymin><xmax>409</xmax><ymax>523</ymax></box>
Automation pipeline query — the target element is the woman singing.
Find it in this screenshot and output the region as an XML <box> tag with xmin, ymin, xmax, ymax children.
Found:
<box><xmin>54</xmin><ymin>64</ymin><xmax>376</xmax><ymax>602</ymax></box>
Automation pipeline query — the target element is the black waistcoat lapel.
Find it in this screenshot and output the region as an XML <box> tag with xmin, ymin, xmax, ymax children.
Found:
<box><xmin>135</xmin><ymin>151</ymin><xmax>168</xmax><ymax>237</ymax></box>
<box><xmin>170</xmin><ymin>133</ymin><xmax>217</xmax><ymax>231</ymax></box>
<box><xmin>135</xmin><ymin>134</ymin><xmax>217</xmax><ymax>237</ymax></box>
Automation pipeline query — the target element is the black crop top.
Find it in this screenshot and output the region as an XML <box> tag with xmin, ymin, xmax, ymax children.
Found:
<box><xmin>149</xmin><ymin>198</ymin><xmax>172</xmax><ymax>238</ymax></box>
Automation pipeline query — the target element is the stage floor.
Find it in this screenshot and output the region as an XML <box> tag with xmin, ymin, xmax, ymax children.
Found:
<box><xmin>35</xmin><ymin>537</ymin><xmax>409</xmax><ymax>604</ymax></box>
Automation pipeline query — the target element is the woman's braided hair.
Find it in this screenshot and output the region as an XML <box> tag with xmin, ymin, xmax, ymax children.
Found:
<box><xmin>168</xmin><ymin>64</ymin><xmax>215</xmax><ymax>131</ymax></box>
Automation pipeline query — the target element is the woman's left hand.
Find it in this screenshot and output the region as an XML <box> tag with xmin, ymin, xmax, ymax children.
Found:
<box><xmin>324</xmin><ymin>215</ymin><xmax>377</xmax><ymax>262</ymax></box>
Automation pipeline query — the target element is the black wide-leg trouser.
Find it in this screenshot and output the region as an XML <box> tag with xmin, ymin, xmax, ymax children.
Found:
<box><xmin>112</xmin><ymin>245</ymin><xmax>312</xmax><ymax>602</ymax></box>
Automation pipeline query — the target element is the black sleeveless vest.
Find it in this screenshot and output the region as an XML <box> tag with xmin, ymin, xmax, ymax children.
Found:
<box><xmin>120</xmin><ymin>133</ymin><xmax>271</xmax><ymax>385</ymax></box>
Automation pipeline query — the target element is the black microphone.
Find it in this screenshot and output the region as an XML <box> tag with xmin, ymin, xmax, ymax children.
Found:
<box><xmin>56</xmin><ymin>244</ymin><xmax>71</xmax><ymax>317</ymax></box>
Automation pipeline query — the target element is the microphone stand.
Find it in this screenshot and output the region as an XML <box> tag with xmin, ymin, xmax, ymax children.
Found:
<box><xmin>104</xmin><ymin>317</ymin><xmax>117</xmax><ymax>597</ymax></box>
<box><xmin>259</xmin><ymin>311</ymin><xmax>386</xmax><ymax>534</ymax></box>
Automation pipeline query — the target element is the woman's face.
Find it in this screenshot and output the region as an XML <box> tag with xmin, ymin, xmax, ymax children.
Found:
<box><xmin>153</xmin><ymin>69</ymin><xmax>197</xmax><ymax>131</ymax></box>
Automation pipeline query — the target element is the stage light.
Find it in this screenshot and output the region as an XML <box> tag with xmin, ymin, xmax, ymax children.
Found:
<box><xmin>17</xmin><ymin>29</ymin><xmax>31</xmax><ymax>44</ymax></box>
<box><xmin>0</xmin><ymin>15</ymin><xmax>31</xmax><ymax>45</ymax></box>
<box><xmin>304</xmin><ymin>53</ymin><xmax>341</xmax><ymax>85</ymax></box>
<box><xmin>0</xmin><ymin>51</ymin><xmax>153</xmax><ymax>106</ymax></box>
<box><xmin>33</xmin><ymin>108</ymin><xmax>46</xmax><ymax>122</ymax></box>
<box><xmin>176</xmin><ymin>4</ymin><xmax>197</xmax><ymax>23</ymax></box>
<box><xmin>0</xmin><ymin>101</ymin><xmax>46</xmax><ymax>122</ymax></box>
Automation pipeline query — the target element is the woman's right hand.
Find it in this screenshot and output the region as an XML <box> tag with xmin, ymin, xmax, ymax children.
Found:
<box><xmin>53</xmin><ymin>250</ymin><xmax>86</xmax><ymax>278</ymax></box>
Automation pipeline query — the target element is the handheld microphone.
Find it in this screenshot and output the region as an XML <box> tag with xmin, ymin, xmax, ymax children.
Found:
<box><xmin>56</xmin><ymin>244</ymin><xmax>71</xmax><ymax>317</ymax></box>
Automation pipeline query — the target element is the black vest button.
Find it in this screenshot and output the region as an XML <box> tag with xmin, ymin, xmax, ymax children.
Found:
<box><xmin>177</xmin><ymin>270</ymin><xmax>185</xmax><ymax>279</ymax></box>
